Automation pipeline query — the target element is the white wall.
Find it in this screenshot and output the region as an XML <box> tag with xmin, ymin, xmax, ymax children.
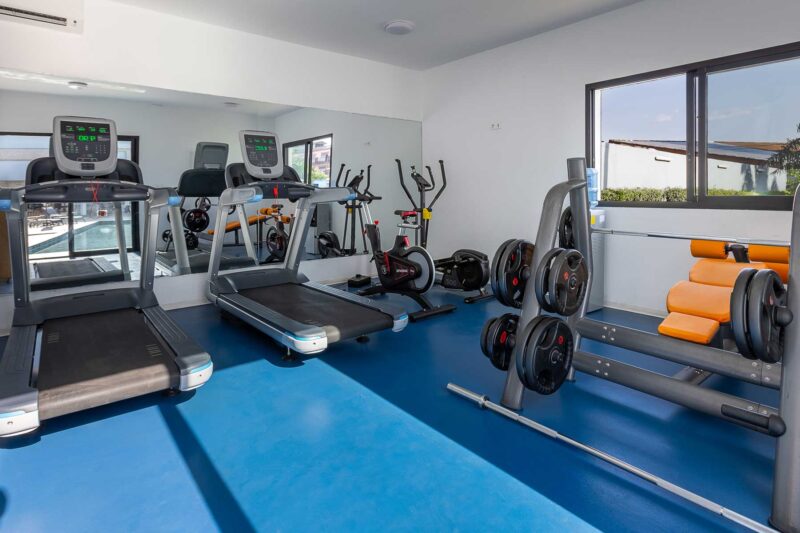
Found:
<box><xmin>0</xmin><ymin>0</ymin><xmax>421</xmax><ymax>121</ymax></box>
<box><xmin>422</xmin><ymin>0</ymin><xmax>800</xmax><ymax>315</ymax></box>
<box><xmin>0</xmin><ymin>89</ymin><xmax>263</xmax><ymax>187</ymax></box>
<box><xmin>273</xmin><ymin>108</ymin><xmax>422</xmax><ymax>251</ymax></box>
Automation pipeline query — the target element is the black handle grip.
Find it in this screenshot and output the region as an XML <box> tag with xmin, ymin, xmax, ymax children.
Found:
<box><xmin>721</xmin><ymin>404</ymin><xmax>786</xmax><ymax>437</ymax></box>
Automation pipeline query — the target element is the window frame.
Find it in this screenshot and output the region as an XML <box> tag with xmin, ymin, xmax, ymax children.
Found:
<box><xmin>282</xmin><ymin>133</ymin><xmax>334</xmax><ymax>186</ymax></box>
<box><xmin>0</xmin><ymin>131</ymin><xmax>142</xmax><ymax>255</ymax></box>
<box><xmin>586</xmin><ymin>40</ymin><xmax>800</xmax><ymax>210</ymax></box>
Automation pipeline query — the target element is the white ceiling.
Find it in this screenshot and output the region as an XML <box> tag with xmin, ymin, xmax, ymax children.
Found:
<box><xmin>0</xmin><ymin>72</ymin><xmax>299</xmax><ymax>118</ymax></box>
<box><xmin>113</xmin><ymin>0</ymin><xmax>642</xmax><ymax>70</ymax></box>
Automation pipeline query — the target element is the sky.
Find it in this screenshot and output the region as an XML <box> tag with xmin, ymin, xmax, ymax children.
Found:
<box><xmin>601</xmin><ymin>57</ymin><xmax>800</xmax><ymax>144</ymax></box>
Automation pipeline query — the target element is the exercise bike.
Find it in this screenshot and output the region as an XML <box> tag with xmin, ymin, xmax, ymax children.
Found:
<box><xmin>358</xmin><ymin>223</ymin><xmax>456</xmax><ymax>322</ymax></box>
<box><xmin>395</xmin><ymin>159</ymin><xmax>492</xmax><ymax>303</ymax></box>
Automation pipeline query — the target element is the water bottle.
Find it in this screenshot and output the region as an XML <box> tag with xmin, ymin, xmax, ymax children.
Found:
<box><xmin>586</xmin><ymin>167</ymin><xmax>599</xmax><ymax>208</ymax></box>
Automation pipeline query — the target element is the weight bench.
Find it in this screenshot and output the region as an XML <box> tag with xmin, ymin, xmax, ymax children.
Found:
<box><xmin>206</xmin><ymin>214</ymin><xmax>269</xmax><ymax>236</ymax></box>
<box><xmin>658</xmin><ymin>240</ymin><xmax>789</xmax><ymax>345</ymax></box>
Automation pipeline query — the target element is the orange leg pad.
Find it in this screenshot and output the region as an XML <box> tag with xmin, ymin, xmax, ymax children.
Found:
<box><xmin>658</xmin><ymin>312</ymin><xmax>720</xmax><ymax>344</ymax></box>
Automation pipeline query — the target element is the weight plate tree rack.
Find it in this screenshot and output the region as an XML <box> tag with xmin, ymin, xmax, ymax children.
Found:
<box><xmin>448</xmin><ymin>157</ymin><xmax>800</xmax><ymax>532</ymax></box>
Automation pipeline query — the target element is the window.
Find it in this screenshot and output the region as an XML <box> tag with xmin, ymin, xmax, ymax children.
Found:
<box><xmin>587</xmin><ymin>41</ymin><xmax>800</xmax><ymax>209</ymax></box>
<box><xmin>283</xmin><ymin>134</ymin><xmax>333</xmax><ymax>187</ymax></box>
<box><xmin>0</xmin><ymin>132</ymin><xmax>141</xmax><ymax>256</ymax></box>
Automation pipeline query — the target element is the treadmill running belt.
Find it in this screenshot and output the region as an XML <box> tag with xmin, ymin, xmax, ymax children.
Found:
<box><xmin>240</xmin><ymin>283</ymin><xmax>393</xmax><ymax>341</ymax></box>
<box><xmin>37</xmin><ymin>308</ymin><xmax>177</xmax><ymax>420</ymax></box>
<box><xmin>35</xmin><ymin>258</ymin><xmax>104</xmax><ymax>278</ymax></box>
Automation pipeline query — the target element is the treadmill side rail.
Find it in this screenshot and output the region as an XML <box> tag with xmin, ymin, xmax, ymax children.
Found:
<box><xmin>142</xmin><ymin>306</ymin><xmax>213</xmax><ymax>390</ymax></box>
<box><xmin>0</xmin><ymin>325</ymin><xmax>40</xmax><ymax>437</ymax></box>
<box><xmin>218</xmin><ymin>293</ymin><xmax>328</xmax><ymax>354</ymax></box>
<box><xmin>304</xmin><ymin>280</ymin><xmax>409</xmax><ymax>332</ymax></box>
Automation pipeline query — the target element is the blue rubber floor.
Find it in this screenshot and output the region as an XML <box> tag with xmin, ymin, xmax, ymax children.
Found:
<box><xmin>0</xmin><ymin>286</ymin><xmax>779</xmax><ymax>532</ymax></box>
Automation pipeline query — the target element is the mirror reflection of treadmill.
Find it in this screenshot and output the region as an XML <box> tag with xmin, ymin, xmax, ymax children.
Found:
<box><xmin>155</xmin><ymin>142</ymin><xmax>255</xmax><ymax>274</ymax></box>
<box><xmin>27</xmin><ymin>133</ymin><xmax>132</xmax><ymax>290</ymax></box>
<box><xmin>205</xmin><ymin>130</ymin><xmax>408</xmax><ymax>355</ymax></box>
<box><xmin>0</xmin><ymin>116</ymin><xmax>213</xmax><ymax>437</ymax></box>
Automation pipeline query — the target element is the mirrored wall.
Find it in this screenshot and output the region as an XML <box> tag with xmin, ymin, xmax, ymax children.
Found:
<box><xmin>0</xmin><ymin>70</ymin><xmax>422</xmax><ymax>305</ymax></box>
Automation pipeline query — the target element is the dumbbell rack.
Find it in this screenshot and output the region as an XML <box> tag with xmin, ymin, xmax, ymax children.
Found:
<box><xmin>449</xmin><ymin>158</ymin><xmax>800</xmax><ymax>532</ymax></box>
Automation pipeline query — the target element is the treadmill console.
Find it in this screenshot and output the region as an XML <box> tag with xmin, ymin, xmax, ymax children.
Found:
<box><xmin>52</xmin><ymin>116</ymin><xmax>118</xmax><ymax>177</ymax></box>
<box><xmin>239</xmin><ymin>130</ymin><xmax>283</xmax><ymax>180</ymax></box>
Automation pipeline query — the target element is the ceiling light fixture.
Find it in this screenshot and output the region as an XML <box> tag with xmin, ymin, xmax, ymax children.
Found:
<box><xmin>0</xmin><ymin>70</ymin><xmax>146</xmax><ymax>94</ymax></box>
<box><xmin>67</xmin><ymin>81</ymin><xmax>88</xmax><ymax>90</ymax></box>
<box><xmin>383</xmin><ymin>19</ymin><xmax>415</xmax><ymax>36</ymax></box>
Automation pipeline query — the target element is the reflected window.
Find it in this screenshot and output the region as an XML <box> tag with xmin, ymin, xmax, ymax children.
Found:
<box><xmin>283</xmin><ymin>134</ymin><xmax>333</xmax><ymax>187</ymax></box>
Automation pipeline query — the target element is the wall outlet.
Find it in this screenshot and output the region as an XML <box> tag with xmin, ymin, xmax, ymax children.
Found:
<box><xmin>490</xmin><ymin>122</ymin><xmax>501</xmax><ymax>130</ymax></box>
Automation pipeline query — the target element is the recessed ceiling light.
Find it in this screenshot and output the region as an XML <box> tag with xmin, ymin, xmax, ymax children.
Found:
<box><xmin>67</xmin><ymin>81</ymin><xmax>88</xmax><ymax>90</ymax></box>
<box><xmin>383</xmin><ymin>19</ymin><xmax>415</xmax><ymax>36</ymax></box>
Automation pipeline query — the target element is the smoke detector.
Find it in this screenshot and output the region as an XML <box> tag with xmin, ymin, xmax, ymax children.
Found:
<box><xmin>383</xmin><ymin>19</ymin><xmax>415</xmax><ymax>36</ymax></box>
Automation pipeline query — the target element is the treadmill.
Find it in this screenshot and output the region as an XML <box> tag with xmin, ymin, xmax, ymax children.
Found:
<box><xmin>156</xmin><ymin>142</ymin><xmax>254</xmax><ymax>274</ymax></box>
<box><xmin>27</xmin><ymin>140</ymin><xmax>132</xmax><ymax>290</ymax></box>
<box><xmin>206</xmin><ymin>130</ymin><xmax>408</xmax><ymax>355</ymax></box>
<box><xmin>0</xmin><ymin>116</ymin><xmax>213</xmax><ymax>437</ymax></box>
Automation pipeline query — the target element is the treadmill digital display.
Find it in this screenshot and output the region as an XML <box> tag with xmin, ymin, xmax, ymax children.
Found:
<box><xmin>244</xmin><ymin>134</ymin><xmax>278</xmax><ymax>168</ymax></box>
<box><xmin>60</xmin><ymin>120</ymin><xmax>112</xmax><ymax>162</ymax></box>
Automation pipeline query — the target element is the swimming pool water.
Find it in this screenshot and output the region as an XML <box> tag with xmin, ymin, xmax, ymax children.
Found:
<box><xmin>30</xmin><ymin>221</ymin><xmax>133</xmax><ymax>255</ymax></box>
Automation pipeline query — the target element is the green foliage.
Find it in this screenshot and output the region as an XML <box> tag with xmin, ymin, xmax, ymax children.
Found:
<box><xmin>768</xmin><ymin>123</ymin><xmax>800</xmax><ymax>175</ymax></box>
<box><xmin>787</xmin><ymin>169</ymin><xmax>800</xmax><ymax>195</ymax></box>
<box><xmin>601</xmin><ymin>186</ymin><xmax>790</xmax><ymax>202</ymax></box>
<box><xmin>309</xmin><ymin>168</ymin><xmax>329</xmax><ymax>185</ymax></box>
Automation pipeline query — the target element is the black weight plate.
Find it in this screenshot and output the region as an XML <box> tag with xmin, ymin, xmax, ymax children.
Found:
<box><xmin>748</xmin><ymin>269</ymin><xmax>787</xmax><ymax>364</ymax></box>
<box><xmin>559</xmin><ymin>207</ymin><xmax>575</xmax><ymax>249</ymax></box>
<box><xmin>483</xmin><ymin>313</ymin><xmax>518</xmax><ymax>371</ymax></box>
<box><xmin>195</xmin><ymin>197</ymin><xmax>212</xmax><ymax>211</ymax></box>
<box><xmin>184</xmin><ymin>231</ymin><xmax>199</xmax><ymax>250</ymax></box>
<box><xmin>547</xmin><ymin>249</ymin><xmax>589</xmax><ymax>316</ymax></box>
<box><xmin>491</xmin><ymin>239</ymin><xmax>518</xmax><ymax>306</ymax></box>
<box><xmin>161</xmin><ymin>229</ymin><xmax>172</xmax><ymax>243</ymax></box>
<box><xmin>266</xmin><ymin>227</ymin><xmax>287</xmax><ymax>259</ymax></box>
<box><xmin>730</xmin><ymin>268</ymin><xmax>757</xmax><ymax>359</ymax></box>
<box><xmin>480</xmin><ymin>317</ymin><xmax>497</xmax><ymax>358</ymax></box>
<box><xmin>515</xmin><ymin>316</ymin><xmax>546</xmax><ymax>388</ymax></box>
<box><xmin>183</xmin><ymin>209</ymin><xmax>210</xmax><ymax>233</ymax></box>
<box><xmin>517</xmin><ymin>316</ymin><xmax>573</xmax><ymax>395</ymax></box>
<box><xmin>496</xmin><ymin>240</ymin><xmax>534</xmax><ymax>309</ymax></box>
<box><xmin>534</xmin><ymin>248</ymin><xmax>564</xmax><ymax>313</ymax></box>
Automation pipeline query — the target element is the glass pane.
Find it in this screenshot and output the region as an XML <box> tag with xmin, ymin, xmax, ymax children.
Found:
<box><xmin>310</xmin><ymin>136</ymin><xmax>332</xmax><ymax>187</ymax></box>
<box><xmin>707</xmin><ymin>58</ymin><xmax>800</xmax><ymax>197</ymax></box>
<box><xmin>70</xmin><ymin>202</ymin><xmax>134</xmax><ymax>254</ymax></box>
<box><xmin>286</xmin><ymin>145</ymin><xmax>307</xmax><ymax>181</ymax></box>
<box><xmin>597</xmin><ymin>75</ymin><xmax>687</xmax><ymax>202</ymax></box>
<box><xmin>0</xmin><ymin>135</ymin><xmax>50</xmax><ymax>189</ymax></box>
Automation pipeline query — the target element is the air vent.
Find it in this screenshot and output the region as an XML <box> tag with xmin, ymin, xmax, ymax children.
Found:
<box><xmin>0</xmin><ymin>0</ymin><xmax>82</xmax><ymax>33</ymax></box>
<box><xmin>0</xmin><ymin>5</ymin><xmax>67</xmax><ymax>26</ymax></box>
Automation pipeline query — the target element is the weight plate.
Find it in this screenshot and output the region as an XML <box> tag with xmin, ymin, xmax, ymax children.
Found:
<box><xmin>534</xmin><ymin>248</ymin><xmax>564</xmax><ymax>313</ymax></box>
<box><xmin>515</xmin><ymin>316</ymin><xmax>546</xmax><ymax>389</ymax></box>
<box><xmin>184</xmin><ymin>230</ymin><xmax>199</xmax><ymax>250</ymax></box>
<box><xmin>559</xmin><ymin>207</ymin><xmax>575</xmax><ymax>249</ymax></box>
<box><xmin>266</xmin><ymin>227</ymin><xmax>287</xmax><ymax>260</ymax></box>
<box><xmin>480</xmin><ymin>317</ymin><xmax>497</xmax><ymax>358</ymax></box>
<box><xmin>496</xmin><ymin>239</ymin><xmax>535</xmax><ymax>309</ymax></box>
<box><xmin>183</xmin><ymin>209</ymin><xmax>210</xmax><ymax>233</ymax></box>
<box><xmin>161</xmin><ymin>229</ymin><xmax>172</xmax><ymax>243</ymax></box>
<box><xmin>490</xmin><ymin>239</ymin><xmax>518</xmax><ymax>306</ymax></box>
<box><xmin>318</xmin><ymin>231</ymin><xmax>339</xmax><ymax>258</ymax></box>
<box><xmin>481</xmin><ymin>313</ymin><xmax>518</xmax><ymax>371</ymax></box>
<box><xmin>516</xmin><ymin>316</ymin><xmax>573</xmax><ymax>395</ymax></box>
<box><xmin>730</xmin><ymin>268</ymin><xmax>757</xmax><ymax>359</ymax></box>
<box><xmin>748</xmin><ymin>269</ymin><xmax>787</xmax><ymax>364</ymax></box>
<box><xmin>195</xmin><ymin>197</ymin><xmax>212</xmax><ymax>212</ymax></box>
<box><xmin>404</xmin><ymin>246</ymin><xmax>436</xmax><ymax>292</ymax></box>
<box><xmin>547</xmin><ymin>249</ymin><xmax>589</xmax><ymax>316</ymax></box>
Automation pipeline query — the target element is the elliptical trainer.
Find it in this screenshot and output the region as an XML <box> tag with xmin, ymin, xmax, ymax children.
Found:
<box><xmin>318</xmin><ymin>164</ymin><xmax>380</xmax><ymax>259</ymax></box>
<box><xmin>394</xmin><ymin>159</ymin><xmax>492</xmax><ymax>303</ymax></box>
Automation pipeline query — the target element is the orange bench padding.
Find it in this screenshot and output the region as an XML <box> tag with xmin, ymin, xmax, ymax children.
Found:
<box><xmin>690</xmin><ymin>240</ymin><xmax>728</xmax><ymax>259</ymax></box>
<box><xmin>667</xmin><ymin>280</ymin><xmax>732</xmax><ymax>323</ymax></box>
<box><xmin>766</xmin><ymin>262</ymin><xmax>790</xmax><ymax>283</ymax></box>
<box><xmin>749</xmin><ymin>244</ymin><xmax>789</xmax><ymax>264</ymax></box>
<box><xmin>689</xmin><ymin>258</ymin><xmax>766</xmax><ymax>287</ymax></box>
<box><xmin>658</xmin><ymin>312</ymin><xmax>720</xmax><ymax>344</ymax></box>
<box><xmin>207</xmin><ymin>214</ymin><xmax>268</xmax><ymax>235</ymax></box>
